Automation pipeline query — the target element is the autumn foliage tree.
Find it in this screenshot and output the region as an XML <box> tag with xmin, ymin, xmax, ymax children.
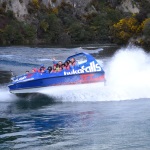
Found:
<box><xmin>111</xmin><ymin>17</ymin><xmax>141</xmax><ymax>44</ymax></box>
<box><xmin>142</xmin><ymin>18</ymin><xmax>150</xmax><ymax>38</ymax></box>
<box><xmin>139</xmin><ymin>18</ymin><xmax>150</xmax><ymax>46</ymax></box>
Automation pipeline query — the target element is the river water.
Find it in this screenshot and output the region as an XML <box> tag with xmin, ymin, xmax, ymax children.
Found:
<box><xmin>0</xmin><ymin>45</ymin><xmax>150</xmax><ymax>150</ymax></box>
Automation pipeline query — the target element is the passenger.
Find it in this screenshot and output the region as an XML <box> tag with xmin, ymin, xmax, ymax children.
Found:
<box><xmin>69</xmin><ymin>57</ymin><xmax>79</xmax><ymax>69</ymax></box>
<box><xmin>51</xmin><ymin>65</ymin><xmax>57</xmax><ymax>73</ymax></box>
<box><xmin>25</xmin><ymin>71</ymin><xmax>29</xmax><ymax>74</ymax></box>
<box><xmin>56</xmin><ymin>64</ymin><xmax>61</xmax><ymax>72</ymax></box>
<box><xmin>40</xmin><ymin>67</ymin><xmax>45</xmax><ymax>73</ymax></box>
<box><xmin>39</xmin><ymin>65</ymin><xmax>46</xmax><ymax>73</ymax></box>
<box><xmin>67</xmin><ymin>60</ymin><xmax>74</xmax><ymax>69</ymax></box>
<box><xmin>58</xmin><ymin>61</ymin><xmax>63</xmax><ymax>67</ymax></box>
<box><xmin>47</xmin><ymin>66</ymin><xmax>52</xmax><ymax>73</ymax></box>
<box><xmin>32</xmin><ymin>68</ymin><xmax>37</xmax><ymax>73</ymax></box>
<box><xmin>64</xmin><ymin>61</ymin><xmax>70</xmax><ymax>70</ymax></box>
<box><xmin>71</xmin><ymin>58</ymin><xmax>76</xmax><ymax>66</ymax></box>
<box><xmin>52</xmin><ymin>58</ymin><xmax>62</xmax><ymax>68</ymax></box>
<box><xmin>61</xmin><ymin>64</ymin><xmax>65</xmax><ymax>70</ymax></box>
<box><xmin>69</xmin><ymin>61</ymin><xmax>72</xmax><ymax>66</ymax></box>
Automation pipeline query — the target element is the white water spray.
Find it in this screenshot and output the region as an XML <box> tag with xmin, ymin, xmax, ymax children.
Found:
<box><xmin>104</xmin><ymin>45</ymin><xmax>150</xmax><ymax>100</ymax></box>
<box><xmin>0</xmin><ymin>87</ymin><xmax>18</xmax><ymax>102</ymax></box>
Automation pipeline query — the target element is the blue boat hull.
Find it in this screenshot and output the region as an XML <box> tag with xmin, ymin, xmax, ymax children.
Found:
<box><xmin>8</xmin><ymin>72</ymin><xmax>105</xmax><ymax>94</ymax></box>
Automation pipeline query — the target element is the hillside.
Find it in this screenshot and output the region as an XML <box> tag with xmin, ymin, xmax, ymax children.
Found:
<box><xmin>0</xmin><ymin>0</ymin><xmax>150</xmax><ymax>47</ymax></box>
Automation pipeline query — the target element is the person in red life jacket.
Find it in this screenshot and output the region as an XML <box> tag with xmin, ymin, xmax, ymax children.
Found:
<box><xmin>32</xmin><ymin>68</ymin><xmax>37</xmax><ymax>73</ymax></box>
<box><xmin>64</xmin><ymin>61</ymin><xmax>70</xmax><ymax>70</ymax></box>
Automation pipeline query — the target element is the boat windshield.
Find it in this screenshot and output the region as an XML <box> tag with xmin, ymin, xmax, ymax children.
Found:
<box><xmin>72</xmin><ymin>54</ymin><xmax>87</xmax><ymax>65</ymax></box>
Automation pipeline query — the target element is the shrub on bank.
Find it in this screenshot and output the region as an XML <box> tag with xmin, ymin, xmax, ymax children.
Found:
<box><xmin>111</xmin><ymin>17</ymin><xmax>141</xmax><ymax>44</ymax></box>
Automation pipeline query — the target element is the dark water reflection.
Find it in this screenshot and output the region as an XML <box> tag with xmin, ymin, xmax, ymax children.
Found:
<box><xmin>0</xmin><ymin>97</ymin><xmax>98</xmax><ymax>149</ymax></box>
<box><xmin>1</xmin><ymin>98</ymin><xmax>150</xmax><ymax>149</ymax></box>
<box><xmin>0</xmin><ymin>118</ymin><xmax>22</xmax><ymax>135</ymax></box>
<box><xmin>14</xmin><ymin>93</ymin><xmax>56</xmax><ymax>110</ymax></box>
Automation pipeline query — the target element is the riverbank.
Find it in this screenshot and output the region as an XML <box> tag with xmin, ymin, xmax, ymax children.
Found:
<box><xmin>1</xmin><ymin>1</ymin><xmax>150</xmax><ymax>48</ymax></box>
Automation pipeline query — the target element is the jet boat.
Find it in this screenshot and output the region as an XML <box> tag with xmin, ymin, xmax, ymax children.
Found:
<box><xmin>8</xmin><ymin>52</ymin><xmax>105</xmax><ymax>94</ymax></box>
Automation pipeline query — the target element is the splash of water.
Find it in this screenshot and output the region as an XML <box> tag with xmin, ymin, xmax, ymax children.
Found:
<box><xmin>0</xmin><ymin>87</ymin><xmax>18</xmax><ymax>102</ymax></box>
<box><xmin>105</xmin><ymin>45</ymin><xmax>150</xmax><ymax>99</ymax></box>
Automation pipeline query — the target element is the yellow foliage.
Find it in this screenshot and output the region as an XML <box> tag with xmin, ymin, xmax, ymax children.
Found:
<box><xmin>113</xmin><ymin>17</ymin><xmax>139</xmax><ymax>32</ymax></box>
<box><xmin>141</xmin><ymin>18</ymin><xmax>150</xmax><ymax>38</ymax></box>
<box><xmin>119</xmin><ymin>31</ymin><xmax>130</xmax><ymax>41</ymax></box>
<box><xmin>112</xmin><ymin>17</ymin><xmax>141</xmax><ymax>43</ymax></box>
<box><xmin>137</xmin><ymin>38</ymin><xmax>144</xmax><ymax>45</ymax></box>
<box><xmin>40</xmin><ymin>21</ymin><xmax>49</xmax><ymax>32</ymax></box>
<box><xmin>141</xmin><ymin>18</ymin><xmax>150</xmax><ymax>30</ymax></box>
<box><xmin>52</xmin><ymin>8</ymin><xmax>58</xmax><ymax>14</ymax></box>
<box><xmin>0</xmin><ymin>29</ymin><xmax>4</xmax><ymax>33</ymax></box>
<box><xmin>32</xmin><ymin>0</ymin><xmax>40</xmax><ymax>9</ymax></box>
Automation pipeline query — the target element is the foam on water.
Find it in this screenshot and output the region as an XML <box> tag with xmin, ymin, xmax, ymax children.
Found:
<box><xmin>0</xmin><ymin>87</ymin><xmax>18</xmax><ymax>102</ymax></box>
<box><xmin>39</xmin><ymin>45</ymin><xmax>150</xmax><ymax>101</ymax></box>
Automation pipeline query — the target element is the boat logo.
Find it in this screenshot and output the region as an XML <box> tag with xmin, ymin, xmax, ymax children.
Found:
<box><xmin>14</xmin><ymin>76</ymin><xmax>34</xmax><ymax>83</ymax></box>
<box><xmin>14</xmin><ymin>76</ymin><xmax>26</xmax><ymax>82</ymax></box>
<box><xmin>64</xmin><ymin>61</ymin><xmax>101</xmax><ymax>75</ymax></box>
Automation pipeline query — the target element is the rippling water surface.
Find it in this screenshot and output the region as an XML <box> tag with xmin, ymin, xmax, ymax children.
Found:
<box><xmin>1</xmin><ymin>45</ymin><xmax>150</xmax><ymax>150</ymax></box>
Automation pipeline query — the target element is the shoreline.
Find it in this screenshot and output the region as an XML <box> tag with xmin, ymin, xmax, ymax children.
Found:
<box><xmin>0</xmin><ymin>43</ymin><xmax>117</xmax><ymax>48</ymax></box>
<box><xmin>0</xmin><ymin>43</ymin><xmax>149</xmax><ymax>52</ymax></box>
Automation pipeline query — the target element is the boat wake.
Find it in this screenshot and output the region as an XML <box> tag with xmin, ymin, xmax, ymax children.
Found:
<box><xmin>1</xmin><ymin>45</ymin><xmax>150</xmax><ymax>102</ymax></box>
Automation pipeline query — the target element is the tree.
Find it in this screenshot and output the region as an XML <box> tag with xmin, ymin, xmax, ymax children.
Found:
<box><xmin>40</xmin><ymin>13</ymin><xmax>62</xmax><ymax>43</ymax></box>
<box><xmin>3</xmin><ymin>21</ymin><xmax>23</xmax><ymax>44</ymax></box>
<box><xmin>69</xmin><ymin>23</ymin><xmax>84</xmax><ymax>42</ymax></box>
<box><xmin>22</xmin><ymin>23</ymin><xmax>36</xmax><ymax>43</ymax></box>
<box><xmin>112</xmin><ymin>17</ymin><xmax>141</xmax><ymax>44</ymax></box>
<box><xmin>142</xmin><ymin>18</ymin><xmax>150</xmax><ymax>38</ymax></box>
